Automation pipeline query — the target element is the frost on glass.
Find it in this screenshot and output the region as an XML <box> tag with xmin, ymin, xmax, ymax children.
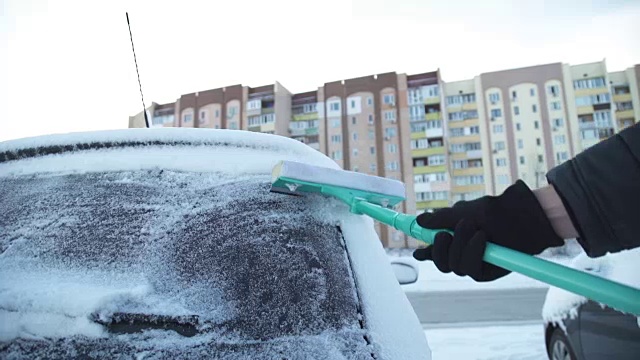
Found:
<box><xmin>0</xmin><ymin>171</ymin><xmax>377</xmax><ymax>359</ymax></box>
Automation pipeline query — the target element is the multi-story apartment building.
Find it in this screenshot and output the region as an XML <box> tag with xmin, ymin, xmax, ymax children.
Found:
<box><xmin>443</xmin><ymin>79</ymin><xmax>486</xmax><ymax>203</ymax></box>
<box><xmin>407</xmin><ymin>72</ymin><xmax>449</xmax><ymax>215</ymax></box>
<box><xmin>129</xmin><ymin>61</ymin><xmax>639</xmax><ymax>248</ymax></box>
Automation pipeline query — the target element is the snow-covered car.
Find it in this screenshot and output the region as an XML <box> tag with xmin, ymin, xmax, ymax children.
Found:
<box><xmin>0</xmin><ymin>129</ymin><xmax>430</xmax><ymax>359</ymax></box>
<box><xmin>542</xmin><ymin>249</ymin><xmax>640</xmax><ymax>360</ymax></box>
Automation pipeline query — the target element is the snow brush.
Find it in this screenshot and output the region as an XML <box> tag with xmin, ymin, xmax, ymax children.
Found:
<box><xmin>271</xmin><ymin>160</ymin><xmax>640</xmax><ymax>316</ymax></box>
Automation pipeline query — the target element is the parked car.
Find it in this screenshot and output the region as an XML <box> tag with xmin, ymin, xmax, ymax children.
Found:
<box><xmin>0</xmin><ymin>129</ymin><xmax>430</xmax><ymax>359</ymax></box>
<box><xmin>543</xmin><ymin>249</ymin><xmax>640</xmax><ymax>360</ymax></box>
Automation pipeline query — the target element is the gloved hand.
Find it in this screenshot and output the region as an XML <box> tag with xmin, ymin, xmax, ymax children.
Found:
<box><xmin>413</xmin><ymin>180</ymin><xmax>564</xmax><ymax>281</ymax></box>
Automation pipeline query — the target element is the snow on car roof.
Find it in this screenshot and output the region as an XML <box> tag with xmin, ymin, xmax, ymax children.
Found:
<box><xmin>542</xmin><ymin>248</ymin><xmax>640</xmax><ymax>328</ymax></box>
<box><xmin>0</xmin><ymin>129</ymin><xmax>430</xmax><ymax>359</ymax></box>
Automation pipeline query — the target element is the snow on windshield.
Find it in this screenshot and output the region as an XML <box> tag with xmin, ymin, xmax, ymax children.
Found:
<box><xmin>0</xmin><ymin>170</ymin><xmax>375</xmax><ymax>358</ymax></box>
<box><xmin>542</xmin><ymin>247</ymin><xmax>640</xmax><ymax>328</ymax></box>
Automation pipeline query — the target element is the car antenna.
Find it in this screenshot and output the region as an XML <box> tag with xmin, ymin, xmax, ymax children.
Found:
<box><xmin>126</xmin><ymin>12</ymin><xmax>150</xmax><ymax>128</ymax></box>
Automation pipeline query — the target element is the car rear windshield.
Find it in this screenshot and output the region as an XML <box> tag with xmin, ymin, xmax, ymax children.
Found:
<box><xmin>0</xmin><ymin>170</ymin><xmax>377</xmax><ymax>359</ymax></box>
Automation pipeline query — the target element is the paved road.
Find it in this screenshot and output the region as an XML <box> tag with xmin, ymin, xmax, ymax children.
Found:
<box><xmin>406</xmin><ymin>287</ymin><xmax>549</xmax><ymax>324</ymax></box>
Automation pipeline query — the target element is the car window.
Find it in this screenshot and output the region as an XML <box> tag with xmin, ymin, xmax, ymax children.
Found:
<box><xmin>0</xmin><ymin>170</ymin><xmax>377</xmax><ymax>359</ymax></box>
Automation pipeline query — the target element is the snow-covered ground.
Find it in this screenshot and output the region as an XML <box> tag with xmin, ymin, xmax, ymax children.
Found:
<box><xmin>425</xmin><ymin>323</ymin><xmax>546</xmax><ymax>360</ymax></box>
<box><xmin>389</xmin><ymin>254</ymin><xmax>572</xmax><ymax>293</ymax></box>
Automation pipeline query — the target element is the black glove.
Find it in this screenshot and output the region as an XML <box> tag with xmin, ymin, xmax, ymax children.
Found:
<box><xmin>413</xmin><ymin>180</ymin><xmax>564</xmax><ymax>281</ymax></box>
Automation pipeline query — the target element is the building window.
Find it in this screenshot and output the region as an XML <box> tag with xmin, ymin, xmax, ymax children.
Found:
<box><xmin>518</xmin><ymin>139</ymin><xmax>524</xmax><ymax>149</ymax></box>
<box><xmin>470</xmin><ymin>126</ymin><xmax>480</xmax><ymax>134</ymax></box>
<box><xmin>428</xmin><ymin>155</ymin><xmax>445</xmax><ymax>166</ymax></box>
<box><xmin>516</xmin><ymin>123</ymin><xmax>521</xmax><ymax>131</ymax></box>
<box><xmin>514</xmin><ymin>106</ymin><xmax>520</xmax><ymax>115</ymax></box>
<box><xmin>548</xmin><ymin>85</ymin><xmax>560</xmax><ymax>97</ymax></box>
<box><xmin>388</xmin><ymin>144</ymin><xmax>398</xmax><ymax>153</ymax></box>
<box><xmin>497</xmin><ymin>174</ymin><xmax>510</xmax><ymax>185</ymax></box>
<box><xmin>384</xmin><ymin>110</ymin><xmax>396</xmax><ymax>122</ymax></box>
<box><xmin>369</xmin><ymin>146</ymin><xmax>376</xmax><ymax>155</ymax></box>
<box><xmin>368</xmin><ymin>130</ymin><xmax>375</xmax><ymax>139</ymax></box>
<box><xmin>330</xmin><ymin>102</ymin><xmax>340</xmax><ymax>111</ymax></box>
<box><xmin>538</xmin><ymin>154</ymin><xmax>544</xmax><ymax>163</ymax></box>
<box><xmin>554</xmin><ymin>118</ymin><xmax>564</xmax><ymax>127</ymax></box>
<box><xmin>489</xmin><ymin>93</ymin><xmax>500</xmax><ymax>103</ymax></box>
<box><xmin>573</xmin><ymin>77</ymin><xmax>606</xmax><ymax>89</ymax></box>
<box><xmin>490</xmin><ymin>109</ymin><xmax>502</xmax><ymax>118</ymax></box>
<box><xmin>496</xmin><ymin>158</ymin><xmax>507</xmax><ymax>167</ymax></box>
<box><xmin>353</xmin><ymin>166</ymin><xmax>359</xmax><ymax>172</ymax></box>
<box><xmin>370</xmin><ymin>163</ymin><xmax>376</xmax><ymax>172</ymax></box>
<box><xmin>387</xmin><ymin>161</ymin><xmax>399</xmax><ymax>171</ymax></box>
<box><xmin>534</xmin><ymin>121</ymin><xmax>539</xmax><ymax>129</ymax></box>
<box><xmin>494</xmin><ymin>141</ymin><xmax>505</xmax><ymax>151</ymax></box>
<box><xmin>331</xmin><ymin>135</ymin><xmax>342</xmax><ymax>143</ymax></box>
<box><xmin>519</xmin><ymin>156</ymin><xmax>525</xmax><ymax>165</ymax></box>
<box><xmin>215</xmin><ymin>109</ymin><xmax>220</xmax><ymax>118</ymax></box>
<box><xmin>416</xmin><ymin>191</ymin><xmax>448</xmax><ymax>201</ymax></box>
<box><xmin>352</xmin><ymin>117</ymin><xmax>356</xmax><ymax>125</ymax></box>
<box><xmin>493</xmin><ymin>124</ymin><xmax>504</xmax><ymax>133</ymax></box>
<box><xmin>353</xmin><ymin>148</ymin><xmax>358</xmax><ymax>157</ymax></box>
<box><xmin>332</xmin><ymin>119</ymin><xmax>341</xmax><ymax>128</ymax></box>
<box><xmin>367</xmin><ymin>97</ymin><xmax>373</xmax><ymax>106</ymax></box>
<box><xmin>228</xmin><ymin>121</ymin><xmax>238</xmax><ymax>130</ymax></box>
<box><xmin>368</xmin><ymin>114</ymin><xmax>374</xmax><ymax>124</ymax></box>
<box><xmin>183</xmin><ymin>113</ymin><xmax>193</xmax><ymax>123</ymax></box>
<box><xmin>581</xmin><ymin>129</ymin><xmax>598</xmax><ymax>140</ymax></box>
<box><xmin>536</xmin><ymin>138</ymin><xmax>541</xmax><ymax>146</ymax></box>
<box><xmin>383</xmin><ymin>94</ymin><xmax>395</xmax><ymax>105</ymax></box>
<box><xmin>530</xmin><ymin>88</ymin><xmax>535</xmax><ymax>97</ymax></box>
<box><xmin>532</xmin><ymin>104</ymin><xmax>538</xmax><ymax>113</ymax></box>
<box><xmin>453</xmin><ymin>175</ymin><xmax>484</xmax><ymax>186</ymax></box>
<box><xmin>247</xmin><ymin>100</ymin><xmax>261</xmax><ymax>110</ymax></box>
<box><xmin>556</xmin><ymin>151</ymin><xmax>569</xmax><ymax>163</ymax></box>
<box><xmin>450</xmin><ymin>128</ymin><xmax>464</xmax><ymax>137</ymax></box>
<box><xmin>448</xmin><ymin>110</ymin><xmax>478</xmax><ymax>121</ymax></box>
<box><xmin>352</xmin><ymin>132</ymin><xmax>358</xmax><ymax>141</ymax></box>
<box><xmin>446</xmin><ymin>93</ymin><xmax>476</xmax><ymax>106</ymax></box>
<box><xmin>551</xmin><ymin>101</ymin><xmax>561</xmax><ymax>110</ymax></box>
<box><xmin>554</xmin><ymin>135</ymin><xmax>566</xmax><ymax>145</ymax></box>
<box><xmin>512</xmin><ymin>90</ymin><xmax>517</xmax><ymax>100</ymax></box>
<box><xmin>331</xmin><ymin>151</ymin><xmax>342</xmax><ymax>160</ymax></box>
<box><xmin>350</xmin><ymin>100</ymin><xmax>356</xmax><ymax>109</ymax></box>
<box><xmin>214</xmin><ymin>125</ymin><xmax>220</xmax><ymax>129</ymax></box>
<box><xmin>385</xmin><ymin>127</ymin><xmax>397</xmax><ymax>138</ymax></box>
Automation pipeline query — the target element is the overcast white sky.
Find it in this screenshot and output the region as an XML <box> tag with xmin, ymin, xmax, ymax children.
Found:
<box><xmin>1</xmin><ymin>0</ymin><xmax>639</xmax><ymax>141</ymax></box>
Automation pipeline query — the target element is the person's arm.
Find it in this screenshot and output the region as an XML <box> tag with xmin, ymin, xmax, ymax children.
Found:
<box><xmin>546</xmin><ymin>123</ymin><xmax>640</xmax><ymax>257</ymax></box>
<box><xmin>533</xmin><ymin>185</ymin><xmax>578</xmax><ymax>239</ymax></box>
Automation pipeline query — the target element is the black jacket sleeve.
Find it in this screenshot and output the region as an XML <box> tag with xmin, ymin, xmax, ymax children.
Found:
<box><xmin>546</xmin><ymin>122</ymin><xmax>640</xmax><ymax>257</ymax></box>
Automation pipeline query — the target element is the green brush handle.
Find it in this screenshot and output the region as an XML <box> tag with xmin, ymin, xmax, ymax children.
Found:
<box><xmin>351</xmin><ymin>199</ymin><xmax>640</xmax><ymax>316</ymax></box>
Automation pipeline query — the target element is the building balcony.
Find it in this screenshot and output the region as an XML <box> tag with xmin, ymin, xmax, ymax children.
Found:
<box><xmin>416</xmin><ymin>200</ymin><xmax>449</xmax><ymax>210</ymax></box>
<box><xmin>462</xmin><ymin>103</ymin><xmax>477</xmax><ymax>111</ymax></box>
<box><xmin>448</xmin><ymin>134</ymin><xmax>481</xmax><ymax>144</ymax></box>
<box><xmin>576</xmin><ymin>105</ymin><xmax>594</xmax><ymax>115</ymax></box>
<box><xmin>613</xmin><ymin>93</ymin><xmax>632</xmax><ymax>103</ymax></box>
<box><xmin>574</xmin><ymin>88</ymin><xmax>609</xmax><ymax>97</ymax></box>
<box><xmin>448</xmin><ymin>118</ymin><xmax>479</xmax><ymax>128</ymax></box>
<box><xmin>411</xmin><ymin>146</ymin><xmax>445</xmax><ymax>158</ymax></box>
<box><xmin>413</xmin><ymin>165</ymin><xmax>447</xmax><ymax>174</ymax></box>
<box><xmin>451</xmin><ymin>184</ymin><xmax>485</xmax><ymax>193</ymax></box>
<box><xmin>411</xmin><ymin>131</ymin><xmax>427</xmax><ymax>139</ymax></box>
<box><xmin>292</xmin><ymin>112</ymin><xmax>318</xmax><ymax>121</ymax></box>
<box><xmin>425</xmin><ymin>112</ymin><xmax>441</xmax><ymax>121</ymax></box>
<box><xmin>261</xmin><ymin>107</ymin><xmax>275</xmax><ymax>115</ymax></box>
<box><xmin>579</xmin><ymin>121</ymin><xmax>595</xmax><ymax>129</ymax></box>
<box><xmin>426</xmin><ymin>128</ymin><xmax>444</xmax><ymax>138</ymax></box>
<box><xmin>424</xmin><ymin>97</ymin><xmax>440</xmax><ymax>105</ymax></box>
<box><xmin>305</xmin><ymin>127</ymin><xmax>319</xmax><ymax>136</ymax></box>
<box><xmin>452</xmin><ymin>167</ymin><xmax>484</xmax><ymax>176</ymax></box>
<box><xmin>615</xmin><ymin>109</ymin><xmax>634</xmax><ymax>119</ymax></box>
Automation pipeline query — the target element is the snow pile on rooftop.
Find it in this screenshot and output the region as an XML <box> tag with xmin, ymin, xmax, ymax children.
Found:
<box><xmin>542</xmin><ymin>247</ymin><xmax>640</xmax><ymax>327</ymax></box>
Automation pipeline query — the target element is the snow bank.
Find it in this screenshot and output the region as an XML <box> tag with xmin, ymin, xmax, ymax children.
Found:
<box><xmin>542</xmin><ymin>248</ymin><xmax>640</xmax><ymax>327</ymax></box>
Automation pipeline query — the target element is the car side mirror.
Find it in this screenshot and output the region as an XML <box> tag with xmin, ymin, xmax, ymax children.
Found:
<box><xmin>390</xmin><ymin>261</ymin><xmax>418</xmax><ymax>285</ymax></box>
